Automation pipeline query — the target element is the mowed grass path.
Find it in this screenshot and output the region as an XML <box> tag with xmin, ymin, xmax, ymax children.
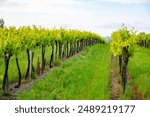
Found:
<box><xmin>128</xmin><ymin>47</ymin><xmax>150</xmax><ymax>99</ymax></box>
<box><xmin>17</xmin><ymin>44</ymin><xmax>111</xmax><ymax>100</ymax></box>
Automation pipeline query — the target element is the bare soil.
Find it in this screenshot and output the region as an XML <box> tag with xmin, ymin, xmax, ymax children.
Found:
<box><xmin>110</xmin><ymin>56</ymin><xmax>122</xmax><ymax>100</ymax></box>
<box><xmin>110</xmin><ymin>56</ymin><xmax>144</xmax><ymax>100</ymax></box>
<box><xmin>127</xmin><ymin>74</ymin><xmax>144</xmax><ymax>100</ymax></box>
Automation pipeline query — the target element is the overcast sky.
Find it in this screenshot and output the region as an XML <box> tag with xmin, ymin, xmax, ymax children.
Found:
<box><xmin>0</xmin><ymin>0</ymin><xmax>150</xmax><ymax>36</ymax></box>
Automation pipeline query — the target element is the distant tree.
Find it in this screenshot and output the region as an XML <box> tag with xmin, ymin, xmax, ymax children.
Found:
<box><xmin>0</xmin><ymin>18</ymin><xmax>5</xmax><ymax>28</ymax></box>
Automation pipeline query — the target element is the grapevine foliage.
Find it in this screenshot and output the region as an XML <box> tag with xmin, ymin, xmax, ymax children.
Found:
<box><xmin>0</xmin><ymin>26</ymin><xmax>105</xmax><ymax>56</ymax></box>
<box><xmin>110</xmin><ymin>25</ymin><xmax>137</xmax><ymax>92</ymax></box>
<box><xmin>0</xmin><ymin>26</ymin><xmax>105</xmax><ymax>93</ymax></box>
<box><xmin>110</xmin><ymin>25</ymin><xmax>137</xmax><ymax>57</ymax></box>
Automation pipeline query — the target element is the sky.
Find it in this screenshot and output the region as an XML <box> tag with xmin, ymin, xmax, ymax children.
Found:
<box><xmin>0</xmin><ymin>0</ymin><xmax>150</xmax><ymax>36</ymax></box>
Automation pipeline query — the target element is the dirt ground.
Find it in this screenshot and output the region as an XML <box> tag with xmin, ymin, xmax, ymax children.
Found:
<box><xmin>110</xmin><ymin>56</ymin><xmax>144</xmax><ymax>100</ymax></box>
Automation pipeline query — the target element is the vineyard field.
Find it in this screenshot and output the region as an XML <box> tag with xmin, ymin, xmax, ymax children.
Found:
<box><xmin>0</xmin><ymin>26</ymin><xmax>105</xmax><ymax>97</ymax></box>
<box><xmin>17</xmin><ymin>44</ymin><xmax>111</xmax><ymax>100</ymax></box>
<box><xmin>0</xmin><ymin>25</ymin><xmax>149</xmax><ymax>100</ymax></box>
<box><xmin>1</xmin><ymin>1</ymin><xmax>150</xmax><ymax>117</ymax></box>
<box><xmin>16</xmin><ymin>44</ymin><xmax>150</xmax><ymax>100</ymax></box>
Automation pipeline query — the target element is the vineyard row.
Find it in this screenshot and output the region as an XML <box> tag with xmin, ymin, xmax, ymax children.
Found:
<box><xmin>0</xmin><ymin>26</ymin><xmax>105</xmax><ymax>93</ymax></box>
<box><xmin>137</xmin><ymin>33</ymin><xmax>150</xmax><ymax>48</ymax></box>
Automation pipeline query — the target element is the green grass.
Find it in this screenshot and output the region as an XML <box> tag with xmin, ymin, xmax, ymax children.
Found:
<box><xmin>120</xmin><ymin>82</ymin><xmax>133</xmax><ymax>100</ymax></box>
<box><xmin>128</xmin><ymin>47</ymin><xmax>150</xmax><ymax>99</ymax></box>
<box><xmin>17</xmin><ymin>44</ymin><xmax>111</xmax><ymax>100</ymax></box>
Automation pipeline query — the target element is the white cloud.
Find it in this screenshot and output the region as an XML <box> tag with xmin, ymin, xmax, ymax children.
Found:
<box><xmin>74</xmin><ymin>0</ymin><xmax>150</xmax><ymax>4</ymax></box>
<box><xmin>0</xmin><ymin>0</ymin><xmax>82</xmax><ymax>13</ymax></box>
<box><xmin>0</xmin><ymin>0</ymin><xmax>149</xmax><ymax>36</ymax></box>
<box><xmin>101</xmin><ymin>0</ymin><xmax>150</xmax><ymax>4</ymax></box>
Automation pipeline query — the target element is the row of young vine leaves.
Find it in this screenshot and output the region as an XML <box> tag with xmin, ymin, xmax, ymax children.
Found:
<box><xmin>110</xmin><ymin>24</ymin><xmax>150</xmax><ymax>94</ymax></box>
<box><xmin>0</xmin><ymin>20</ymin><xmax>105</xmax><ymax>94</ymax></box>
